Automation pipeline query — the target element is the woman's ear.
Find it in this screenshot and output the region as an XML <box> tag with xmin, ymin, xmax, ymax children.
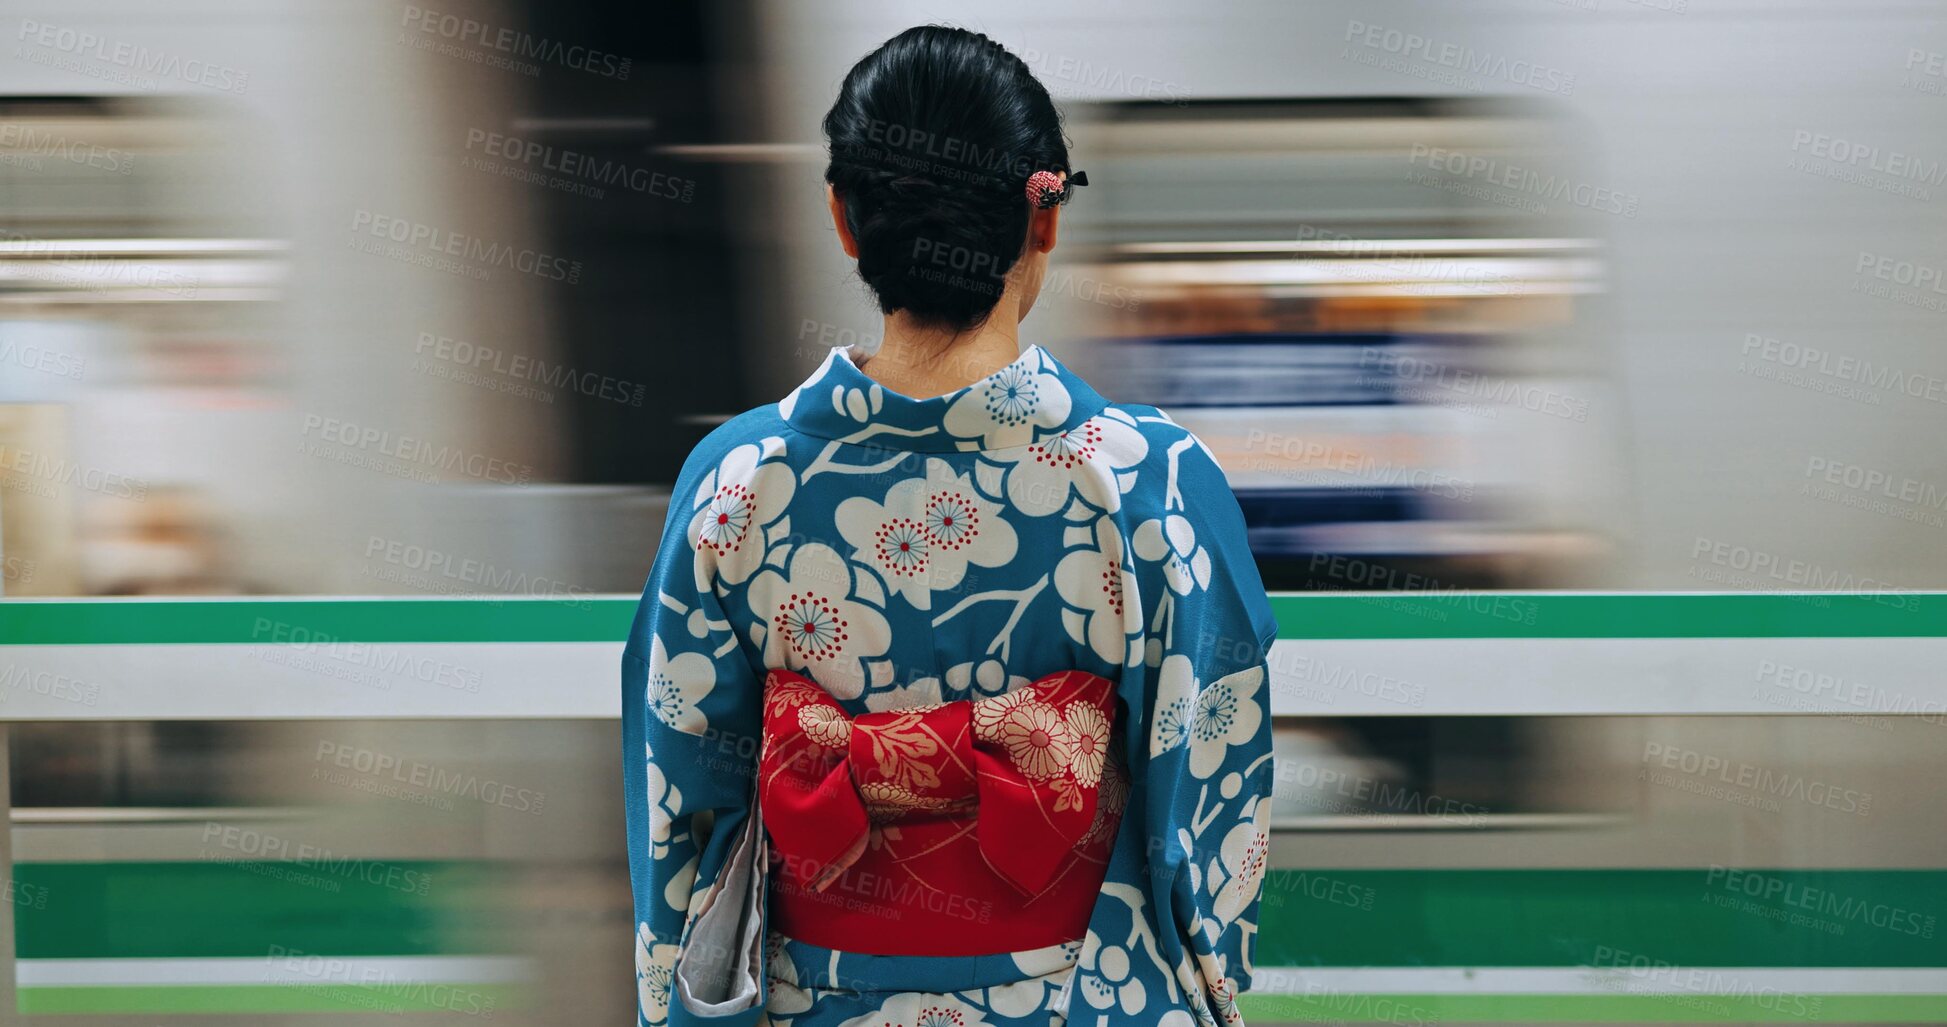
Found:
<box><xmin>827</xmin><ymin>184</ymin><xmax>860</xmax><ymax>259</ymax></box>
<box><xmin>1029</xmin><ymin>204</ymin><xmax>1060</xmax><ymax>255</ymax></box>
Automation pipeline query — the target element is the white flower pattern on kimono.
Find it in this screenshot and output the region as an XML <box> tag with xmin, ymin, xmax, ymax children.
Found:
<box><xmin>636</xmin><ymin>923</ymin><xmax>677</xmax><ymax>1027</ymax></box>
<box><xmin>991</xmin><ymin>407</ymin><xmax>1149</xmax><ymax>517</ymax></box>
<box><xmin>836</xmin><ymin>458</ymin><xmax>1017</xmax><ymax>611</ymax></box>
<box><xmin>688</xmin><ymin>438</ymin><xmax>796</xmax><ymax>591</ymax></box>
<box><xmin>1195</xmin><ymin>951</ymin><xmax>1244</xmax><ymax>1027</ymax></box>
<box><xmin>1150</xmin><ymin>657</ymin><xmax>1265</xmax><ymax>779</ymax></box>
<box><xmin>647</xmin><ymin>633</ymin><xmax>717</xmax><ymax>735</ymax></box>
<box><xmin>764</xmin><ymin>932</ymin><xmax>814</xmax><ymax>1019</ymax></box>
<box><xmin>645</xmin><ymin>742</ymin><xmax>682</xmax><ymax>861</ymax></box>
<box><xmin>985</xmin><ymin>940</ymin><xmax>1082</xmax><ymax>1018</ymax></box>
<box><xmin>829</xmin><ymin>376</ymin><xmax>885</xmax><ymax>425</ymax></box>
<box><xmin>942</xmin><ymin>349</ymin><xmax>1072</xmax><ymax>449</ymax></box>
<box><xmin>750</xmin><ymin>543</ymin><xmax>892</xmax><ymax>699</ymax></box>
<box><xmin>1078</xmin><ymin>931</ymin><xmax>1148</xmax><ymax>1016</ymax></box>
<box><xmin>1055</xmin><ymin>516</ymin><xmax>1140</xmax><ymax>666</ymax></box>
<box><xmin>836</xmin><ymin>993</ymin><xmax>992</xmax><ymax>1027</ymax></box>
<box><xmin>1206</xmin><ymin>793</ymin><xmax>1271</xmax><ymax>937</ymax></box>
<box><xmin>979</xmin><ymin>982</ymin><xmax>1051</xmax><ymax>1021</ymax></box>
<box><xmin>1133</xmin><ymin>513</ymin><xmax>1213</xmax><ymax>595</ymax></box>
<box><xmin>951</xmin><ymin>658</ymin><xmax>1030</xmax><ymax>700</ymax></box>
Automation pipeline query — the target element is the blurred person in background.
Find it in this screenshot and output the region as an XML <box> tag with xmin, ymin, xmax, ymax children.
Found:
<box><xmin>623</xmin><ymin>25</ymin><xmax>1278</xmax><ymax>1027</ymax></box>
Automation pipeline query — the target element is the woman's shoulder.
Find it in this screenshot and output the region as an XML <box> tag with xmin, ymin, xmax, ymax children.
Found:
<box><xmin>1103</xmin><ymin>401</ymin><xmax>1276</xmax><ymax>643</ymax></box>
<box><xmin>1102</xmin><ymin>400</ymin><xmax>1236</xmax><ymax>511</ymax></box>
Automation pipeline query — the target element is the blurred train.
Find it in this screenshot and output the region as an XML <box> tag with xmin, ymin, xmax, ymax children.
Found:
<box><xmin>1062</xmin><ymin>97</ymin><xmax>1618</xmax><ymax>593</ymax></box>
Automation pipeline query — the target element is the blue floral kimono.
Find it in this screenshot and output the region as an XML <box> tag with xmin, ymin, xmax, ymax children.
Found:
<box><xmin>624</xmin><ymin>344</ymin><xmax>1278</xmax><ymax>1027</ymax></box>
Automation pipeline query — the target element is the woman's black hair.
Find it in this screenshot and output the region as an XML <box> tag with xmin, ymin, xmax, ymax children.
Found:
<box><xmin>823</xmin><ymin>25</ymin><xmax>1072</xmax><ymax>332</ymax></box>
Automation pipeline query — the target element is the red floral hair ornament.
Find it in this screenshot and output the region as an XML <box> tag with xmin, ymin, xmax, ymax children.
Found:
<box><xmin>1025</xmin><ymin>168</ymin><xmax>1088</xmax><ymax>209</ymax></box>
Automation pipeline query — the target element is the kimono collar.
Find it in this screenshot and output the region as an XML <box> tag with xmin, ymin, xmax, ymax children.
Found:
<box><xmin>779</xmin><ymin>344</ymin><xmax>1109</xmax><ymax>453</ymax></box>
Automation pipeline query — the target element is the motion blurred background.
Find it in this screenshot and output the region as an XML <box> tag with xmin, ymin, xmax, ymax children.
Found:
<box><xmin>1</xmin><ymin>0</ymin><xmax>1944</xmax><ymax>1023</ymax></box>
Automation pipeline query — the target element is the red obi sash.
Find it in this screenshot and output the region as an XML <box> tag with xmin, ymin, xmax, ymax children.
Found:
<box><xmin>759</xmin><ymin>668</ymin><xmax>1126</xmax><ymax>956</ymax></box>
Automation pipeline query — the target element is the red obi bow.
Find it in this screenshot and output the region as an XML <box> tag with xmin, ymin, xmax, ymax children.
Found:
<box><xmin>759</xmin><ymin>668</ymin><xmax>1116</xmax><ymax>898</ymax></box>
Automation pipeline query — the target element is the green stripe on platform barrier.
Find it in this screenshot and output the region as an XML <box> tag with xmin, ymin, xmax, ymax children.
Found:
<box><xmin>1266</xmin><ymin>591</ymin><xmax>1946</xmax><ymax>639</ymax></box>
<box><xmin>18</xmin><ymin>864</ymin><xmax>1945</xmax><ymax>966</ymax></box>
<box><xmin>18</xmin><ymin>983</ymin><xmax>521</xmax><ymax>1015</ymax></box>
<box><xmin>16</xmin><ymin>863</ymin><xmax>1947</xmax><ymax>1021</ymax></box>
<box><xmin>0</xmin><ymin>592</ymin><xmax>1943</xmax><ymax>644</ymax></box>
<box><xmin>0</xmin><ymin>598</ymin><xmax>638</xmax><ymax>645</ymax></box>
<box><xmin>1254</xmin><ymin>869</ymin><xmax>1947</xmax><ymax>968</ymax></box>
<box><xmin>14</xmin><ymin>861</ymin><xmax>513</xmax><ymax>960</ymax></box>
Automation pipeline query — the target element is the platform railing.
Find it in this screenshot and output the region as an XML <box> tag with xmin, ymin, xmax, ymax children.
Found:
<box><xmin>3</xmin><ymin>591</ymin><xmax>1944</xmax><ymax>1021</ymax></box>
<box><xmin>1</xmin><ymin>591</ymin><xmax>1942</xmax><ymax>719</ymax></box>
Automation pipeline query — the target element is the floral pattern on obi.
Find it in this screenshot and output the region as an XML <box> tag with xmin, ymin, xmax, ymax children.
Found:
<box><xmin>760</xmin><ymin>667</ymin><xmax>1120</xmax><ymax>909</ymax></box>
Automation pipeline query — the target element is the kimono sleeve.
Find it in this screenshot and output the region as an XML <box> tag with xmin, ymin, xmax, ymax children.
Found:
<box><xmin>624</xmin><ymin>447</ymin><xmax>768</xmax><ymax>1027</ymax></box>
<box><xmin>1138</xmin><ymin>440</ymin><xmax>1280</xmax><ymax>1024</ymax></box>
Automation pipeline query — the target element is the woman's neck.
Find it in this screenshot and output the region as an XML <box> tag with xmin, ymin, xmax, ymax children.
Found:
<box><xmin>859</xmin><ymin>303</ymin><xmax>1022</xmax><ymax>399</ymax></box>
